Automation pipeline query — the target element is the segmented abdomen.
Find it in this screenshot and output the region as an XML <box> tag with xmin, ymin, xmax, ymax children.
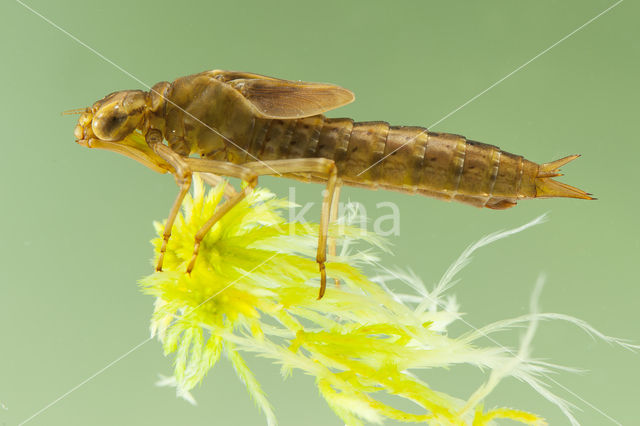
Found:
<box><xmin>240</xmin><ymin>116</ymin><xmax>539</xmax><ymax>208</ymax></box>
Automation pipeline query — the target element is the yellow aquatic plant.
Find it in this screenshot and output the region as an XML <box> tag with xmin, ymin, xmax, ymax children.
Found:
<box><xmin>140</xmin><ymin>176</ymin><xmax>635</xmax><ymax>426</ymax></box>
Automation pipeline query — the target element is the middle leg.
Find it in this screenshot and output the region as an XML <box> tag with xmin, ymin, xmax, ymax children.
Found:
<box><xmin>183</xmin><ymin>158</ymin><xmax>259</xmax><ymax>273</ymax></box>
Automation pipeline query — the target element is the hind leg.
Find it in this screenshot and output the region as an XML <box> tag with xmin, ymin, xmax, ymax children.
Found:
<box><xmin>240</xmin><ymin>158</ymin><xmax>338</xmax><ymax>299</ymax></box>
<box><xmin>329</xmin><ymin>183</ymin><xmax>342</xmax><ymax>286</ymax></box>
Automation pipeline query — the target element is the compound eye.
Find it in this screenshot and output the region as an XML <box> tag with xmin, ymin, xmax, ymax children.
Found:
<box><xmin>92</xmin><ymin>103</ymin><xmax>133</xmax><ymax>141</ymax></box>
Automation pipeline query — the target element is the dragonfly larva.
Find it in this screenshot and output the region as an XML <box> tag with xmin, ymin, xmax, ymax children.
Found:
<box><xmin>73</xmin><ymin>70</ymin><xmax>593</xmax><ymax>298</ymax></box>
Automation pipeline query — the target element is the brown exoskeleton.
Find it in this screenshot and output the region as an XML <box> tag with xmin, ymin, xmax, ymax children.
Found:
<box><xmin>73</xmin><ymin>70</ymin><xmax>593</xmax><ymax>299</ymax></box>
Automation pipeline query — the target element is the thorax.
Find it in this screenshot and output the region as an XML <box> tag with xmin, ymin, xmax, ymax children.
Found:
<box><xmin>156</xmin><ymin>72</ymin><xmax>257</xmax><ymax>160</ymax></box>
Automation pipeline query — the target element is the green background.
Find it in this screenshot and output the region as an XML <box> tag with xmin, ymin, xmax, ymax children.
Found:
<box><xmin>1</xmin><ymin>0</ymin><xmax>638</xmax><ymax>424</ymax></box>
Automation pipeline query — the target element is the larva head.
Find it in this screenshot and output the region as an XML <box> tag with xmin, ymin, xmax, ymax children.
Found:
<box><xmin>74</xmin><ymin>90</ymin><xmax>147</xmax><ymax>143</ymax></box>
<box><xmin>73</xmin><ymin>90</ymin><xmax>171</xmax><ymax>174</ymax></box>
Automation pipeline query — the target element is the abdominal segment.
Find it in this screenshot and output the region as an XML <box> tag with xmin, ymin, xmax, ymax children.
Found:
<box><xmin>204</xmin><ymin>111</ymin><xmax>588</xmax><ymax>209</ymax></box>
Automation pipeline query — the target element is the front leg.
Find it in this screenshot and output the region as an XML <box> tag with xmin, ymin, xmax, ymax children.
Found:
<box><xmin>147</xmin><ymin>134</ymin><xmax>193</xmax><ymax>272</ymax></box>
